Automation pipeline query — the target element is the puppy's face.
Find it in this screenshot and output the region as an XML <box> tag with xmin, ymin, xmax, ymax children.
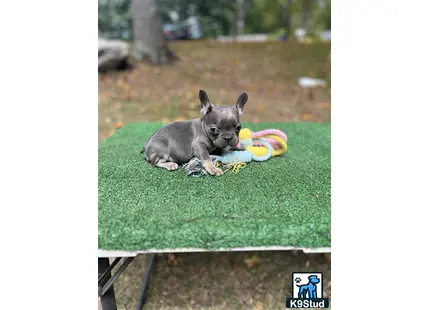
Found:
<box><xmin>199</xmin><ymin>90</ymin><xmax>248</xmax><ymax>150</ymax></box>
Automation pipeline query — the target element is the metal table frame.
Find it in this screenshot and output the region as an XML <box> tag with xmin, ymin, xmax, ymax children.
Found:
<box><xmin>98</xmin><ymin>254</ymin><xmax>156</xmax><ymax>310</ymax></box>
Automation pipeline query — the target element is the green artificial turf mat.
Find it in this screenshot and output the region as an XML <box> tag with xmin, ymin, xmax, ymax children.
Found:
<box><xmin>98</xmin><ymin>122</ymin><xmax>331</xmax><ymax>251</ymax></box>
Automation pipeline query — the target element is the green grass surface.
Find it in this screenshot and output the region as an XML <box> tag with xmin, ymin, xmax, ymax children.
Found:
<box><xmin>98</xmin><ymin>122</ymin><xmax>331</xmax><ymax>251</ymax></box>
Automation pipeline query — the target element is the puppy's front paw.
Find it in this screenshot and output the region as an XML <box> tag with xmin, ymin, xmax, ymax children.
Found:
<box><xmin>210</xmin><ymin>166</ymin><xmax>224</xmax><ymax>176</ymax></box>
<box><xmin>165</xmin><ymin>162</ymin><xmax>179</xmax><ymax>171</ymax></box>
<box><xmin>203</xmin><ymin>160</ymin><xmax>224</xmax><ymax>176</ymax></box>
<box><xmin>207</xmin><ymin>165</ymin><xmax>224</xmax><ymax>176</ymax></box>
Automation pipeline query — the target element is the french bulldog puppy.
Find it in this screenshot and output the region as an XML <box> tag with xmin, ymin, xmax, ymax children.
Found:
<box><xmin>141</xmin><ymin>90</ymin><xmax>248</xmax><ymax>176</ymax></box>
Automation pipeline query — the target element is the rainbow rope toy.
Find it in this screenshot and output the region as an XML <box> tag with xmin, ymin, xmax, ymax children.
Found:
<box><xmin>183</xmin><ymin>128</ymin><xmax>288</xmax><ymax>177</ymax></box>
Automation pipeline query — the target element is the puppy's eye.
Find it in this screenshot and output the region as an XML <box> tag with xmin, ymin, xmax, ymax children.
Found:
<box><xmin>210</xmin><ymin>127</ymin><xmax>219</xmax><ymax>134</ymax></box>
<box><xmin>235</xmin><ymin>125</ymin><xmax>242</xmax><ymax>132</ymax></box>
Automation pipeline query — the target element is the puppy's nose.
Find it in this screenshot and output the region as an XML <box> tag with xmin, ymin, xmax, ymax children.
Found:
<box><xmin>223</xmin><ymin>135</ymin><xmax>233</xmax><ymax>142</ymax></box>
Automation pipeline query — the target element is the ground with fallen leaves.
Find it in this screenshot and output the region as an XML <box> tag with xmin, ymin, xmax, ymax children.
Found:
<box><xmin>99</xmin><ymin>41</ymin><xmax>330</xmax><ymax>143</ymax></box>
<box><xmin>109</xmin><ymin>252</ymin><xmax>331</xmax><ymax>310</ymax></box>
<box><xmin>98</xmin><ymin>41</ymin><xmax>331</xmax><ymax>310</ymax></box>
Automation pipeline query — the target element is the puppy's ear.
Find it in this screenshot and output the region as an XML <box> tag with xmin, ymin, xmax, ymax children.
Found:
<box><xmin>199</xmin><ymin>89</ymin><xmax>214</xmax><ymax>116</ymax></box>
<box><xmin>235</xmin><ymin>91</ymin><xmax>248</xmax><ymax>116</ymax></box>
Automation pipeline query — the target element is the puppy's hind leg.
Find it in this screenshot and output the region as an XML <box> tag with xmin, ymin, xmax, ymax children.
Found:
<box><xmin>144</xmin><ymin>139</ymin><xmax>179</xmax><ymax>171</ymax></box>
<box><xmin>146</xmin><ymin>151</ymin><xmax>179</xmax><ymax>171</ymax></box>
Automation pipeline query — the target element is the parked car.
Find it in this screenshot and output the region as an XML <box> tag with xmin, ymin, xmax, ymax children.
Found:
<box><xmin>320</xmin><ymin>30</ymin><xmax>331</xmax><ymax>41</ymax></box>
<box><xmin>163</xmin><ymin>23</ymin><xmax>185</xmax><ymax>40</ymax></box>
<box><xmin>163</xmin><ymin>16</ymin><xmax>202</xmax><ymax>40</ymax></box>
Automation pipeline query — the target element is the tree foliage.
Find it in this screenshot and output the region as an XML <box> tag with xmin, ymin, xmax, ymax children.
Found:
<box><xmin>314</xmin><ymin>0</ymin><xmax>331</xmax><ymax>30</ymax></box>
<box><xmin>98</xmin><ymin>0</ymin><xmax>132</xmax><ymax>39</ymax></box>
<box><xmin>98</xmin><ymin>0</ymin><xmax>331</xmax><ymax>40</ymax></box>
<box><xmin>159</xmin><ymin>0</ymin><xmax>238</xmax><ymax>37</ymax></box>
<box><xmin>245</xmin><ymin>0</ymin><xmax>283</xmax><ymax>33</ymax></box>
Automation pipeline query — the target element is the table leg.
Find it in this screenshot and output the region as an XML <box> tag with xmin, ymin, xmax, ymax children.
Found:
<box><xmin>98</xmin><ymin>257</ymin><xmax>117</xmax><ymax>310</ymax></box>
<box><xmin>136</xmin><ymin>254</ymin><xmax>156</xmax><ymax>310</ymax></box>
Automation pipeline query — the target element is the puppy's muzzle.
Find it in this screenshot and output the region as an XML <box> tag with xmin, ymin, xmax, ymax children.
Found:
<box><xmin>223</xmin><ymin>135</ymin><xmax>234</xmax><ymax>142</ymax></box>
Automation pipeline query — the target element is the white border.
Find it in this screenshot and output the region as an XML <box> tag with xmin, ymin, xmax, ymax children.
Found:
<box><xmin>332</xmin><ymin>1</ymin><xmax>430</xmax><ymax>309</ymax></box>
<box><xmin>4</xmin><ymin>0</ymin><xmax>430</xmax><ymax>309</ymax></box>
<box><xmin>98</xmin><ymin>246</ymin><xmax>331</xmax><ymax>257</ymax></box>
<box><xmin>1</xmin><ymin>0</ymin><xmax>97</xmax><ymax>309</ymax></box>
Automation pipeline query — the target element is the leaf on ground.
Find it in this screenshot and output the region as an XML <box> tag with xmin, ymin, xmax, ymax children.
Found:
<box><xmin>255</xmin><ymin>104</ymin><xmax>265</xmax><ymax>112</ymax></box>
<box><xmin>231</xmin><ymin>263</ymin><xmax>238</xmax><ymax>272</ymax></box>
<box><xmin>114</xmin><ymin>121</ymin><xmax>124</xmax><ymax>129</ymax></box>
<box><xmin>255</xmin><ymin>301</ymin><xmax>264</xmax><ymax>310</ymax></box>
<box><xmin>162</xmin><ymin>118</ymin><xmax>170</xmax><ymax>124</ymax></box>
<box><xmin>167</xmin><ymin>253</ymin><xmax>179</xmax><ymax>266</ymax></box>
<box><xmin>301</xmin><ymin>113</ymin><xmax>312</xmax><ymax>121</ymax></box>
<box><xmin>117</xmin><ymin>79</ymin><xmax>125</xmax><ymax>87</ymax></box>
<box><xmin>316</xmin><ymin>102</ymin><xmax>331</xmax><ymax>109</ymax></box>
<box><xmin>244</xmin><ymin>255</ymin><xmax>261</xmax><ymax>268</ymax></box>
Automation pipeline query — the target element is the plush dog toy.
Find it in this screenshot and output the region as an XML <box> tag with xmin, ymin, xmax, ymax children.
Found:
<box><xmin>183</xmin><ymin>128</ymin><xmax>288</xmax><ymax>177</ymax></box>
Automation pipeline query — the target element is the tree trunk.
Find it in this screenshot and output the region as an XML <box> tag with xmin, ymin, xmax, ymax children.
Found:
<box><xmin>131</xmin><ymin>0</ymin><xmax>177</xmax><ymax>65</ymax></box>
<box><xmin>283</xmin><ymin>0</ymin><xmax>292</xmax><ymax>38</ymax></box>
<box><xmin>231</xmin><ymin>9</ymin><xmax>238</xmax><ymax>40</ymax></box>
<box><xmin>301</xmin><ymin>0</ymin><xmax>311</xmax><ymax>31</ymax></box>
<box><xmin>236</xmin><ymin>0</ymin><xmax>245</xmax><ymax>36</ymax></box>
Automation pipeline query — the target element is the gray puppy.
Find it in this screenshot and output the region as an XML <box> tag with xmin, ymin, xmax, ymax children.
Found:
<box><xmin>141</xmin><ymin>89</ymin><xmax>248</xmax><ymax>176</ymax></box>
